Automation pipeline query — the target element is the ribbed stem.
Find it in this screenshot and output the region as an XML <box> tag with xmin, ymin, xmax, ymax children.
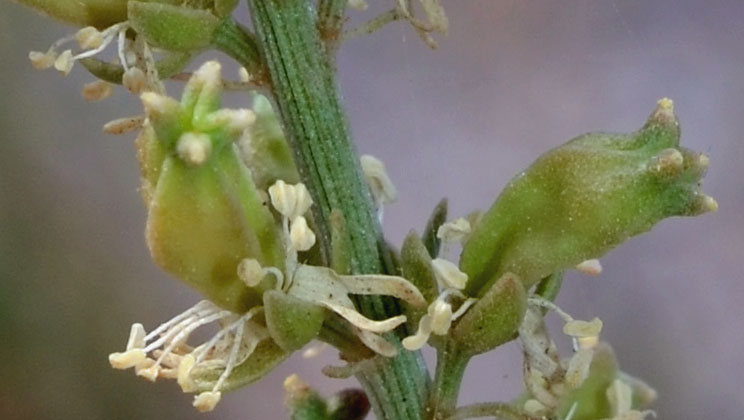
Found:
<box><xmin>431</xmin><ymin>341</ymin><xmax>470</xmax><ymax>420</ymax></box>
<box><xmin>245</xmin><ymin>1</ymin><xmax>429</xmax><ymax>419</ymax></box>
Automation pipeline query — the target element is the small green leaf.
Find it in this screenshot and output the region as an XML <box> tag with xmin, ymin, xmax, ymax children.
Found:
<box><xmin>128</xmin><ymin>1</ymin><xmax>219</xmax><ymax>52</ymax></box>
<box><xmin>400</xmin><ymin>230</ymin><xmax>439</xmax><ymax>304</ymax></box>
<box><xmin>451</xmin><ymin>273</ymin><xmax>526</xmax><ymax>355</ymax></box>
<box><xmin>422</xmin><ymin>198</ymin><xmax>448</xmax><ymax>258</ymax></box>
<box><xmin>264</xmin><ymin>290</ymin><xmax>326</xmax><ymax>352</ymax></box>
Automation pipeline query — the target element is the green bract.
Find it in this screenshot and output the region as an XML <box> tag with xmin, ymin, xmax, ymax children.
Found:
<box><xmin>138</xmin><ymin>61</ymin><xmax>284</xmax><ymax>313</ymax></box>
<box><xmin>460</xmin><ymin>99</ymin><xmax>716</xmax><ymax>296</ymax></box>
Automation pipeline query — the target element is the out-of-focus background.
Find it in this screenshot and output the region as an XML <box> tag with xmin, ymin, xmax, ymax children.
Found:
<box><xmin>1</xmin><ymin>1</ymin><xmax>742</xmax><ymax>419</ymax></box>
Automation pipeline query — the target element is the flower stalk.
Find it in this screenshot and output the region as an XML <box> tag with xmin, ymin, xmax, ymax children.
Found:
<box><xmin>245</xmin><ymin>0</ymin><xmax>429</xmax><ymax>419</ymax></box>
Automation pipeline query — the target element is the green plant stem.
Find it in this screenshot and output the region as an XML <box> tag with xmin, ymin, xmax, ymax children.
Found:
<box><xmin>245</xmin><ymin>1</ymin><xmax>429</xmax><ymax>419</ymax></box>
<box><xmin>211</xmin><ymin>19</ymin><xmax>266</xmax><ymax>82</ymax></box>
<box><xmin>431</xmin><ymin>340</ymin><xmax>470</xmax><ymax>419</ymax></box>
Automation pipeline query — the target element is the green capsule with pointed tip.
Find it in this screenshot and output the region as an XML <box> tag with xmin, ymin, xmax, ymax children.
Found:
<box><xmin>140</xmin><ymin>61</ymin><xmax>284</xmax><ymax>313</ymax></box>
<box><xmin>461</xmin><ymin>99</ymin><xmax>716</xmax><ymax>296</ymax></box>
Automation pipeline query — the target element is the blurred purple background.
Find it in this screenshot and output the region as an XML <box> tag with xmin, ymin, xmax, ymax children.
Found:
<box><xmin>1</xmin><ymin>1</ymin><xmax>742</xmax><ymax>419</ymax></box>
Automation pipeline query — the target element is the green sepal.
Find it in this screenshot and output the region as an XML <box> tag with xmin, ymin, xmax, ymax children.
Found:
<box><xmin>263</xmin><ymin>290</ymin><xmax>326</xmax><ymax>352</ymax></box>
<box><xmin>239</xmin><ymin>94</ymin><xmax>300</xmax><ymax>191</ymax></box>
<box><xmin>422</xmin><ymin>198</ymin><xmax>448</xmax><ymax>258</ymax></box>
<box><xmin>451</xmin><ymin>273</ymin><xmax>526</xmax><ymax>356</ymax></box>
<box><xmin>128</xmin><ymin>1</ymin><xmax>219</xmax><ymax>52</ymax></box>
<box><xmin>400</xmin><ymin>230</ymin><xmax>439</xmax><ymax>303</ymax></box>
<box><xmin>191</xmin><ymin>339</ymin><xmax>288</xmax><ymax>393</ymax></box>
<box><xmin>134</xmin><ymin>123</ymin><xmax>166</xmax><ymax>204</ymax></box>
<box><xmin>80</xmin><ymin>51</ymin><xmax>193</xmax><ymax>84</ymax></box>
<box><xmin>460</xmin><ymin>100</ymin><xmax>715</xmax><ymax>296</ymax></box>
<box><xmin>555</xmin><ymin>343</ymin><xmax>619</xmax><ymax>420</ymax></box>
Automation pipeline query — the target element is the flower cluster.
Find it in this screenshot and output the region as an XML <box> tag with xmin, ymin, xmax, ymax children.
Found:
<box><xmin>107</xmin><ymin>62</ymin><xmax>426</xmax><ymax>411</ymax></box>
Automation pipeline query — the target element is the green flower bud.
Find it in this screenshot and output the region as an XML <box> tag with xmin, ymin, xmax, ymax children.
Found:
<box><xmin>263</xmin><ymin>290</ymin><xmax>325</xmax><ymax>351</ymax></box>
<box><xmin>451</xmin><ymin>273</ymin><xmax>526</xmax><ymax>355</ymax></box>
<box><xmin>140</xmin><ymin>61</ymin><xmax>284</xmax><ymax>312</ymax></box>
<box><xmin>460</xmin><ymin>99</ymin><xmax>716</xmax><ymax>296</ymax></box>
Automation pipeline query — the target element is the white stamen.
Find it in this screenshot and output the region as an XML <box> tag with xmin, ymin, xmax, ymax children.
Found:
<box><xmin>238</xmin><ymin>67</ymin><xmax>251</xmax><ymax>83</ymax></box>
<box><xmin>289</xmin><ymin>216</ymin><xmax>316</xmax><ymax>251</ymax></box>
<box><xmin>436</xmin><ymin>218</ymin><xmax>471</xmax><ymax>244</ymax></box>
<box><xmin>82</xmin><ymin>80</ymin><xmax>113</xmax><ymax>102</ymax></box>
<box><xmin>75</xmin><ymin>26</ymin><xmax>104</xmax><ymax>50</ymax></box>
<box><xmin>127</xmin><ymin>323</ymin><xmax>147</xmax><ymax>350</ymax></box>
<box><xmin>54</xmin><ymin>50</ymin><xmax>74</xmax><ymax>75</ymax></box>
<box><xmin>29</xmin><ymin>51</ymin><xmax>56</xmax><ymax>70</ymax></box>
<box><xmin>103</xmin><ymin>116</ymin><xmax>145</xmax><ymax>135</ymax></box>
<box><xmin>563</xmin><ymin>318</ymin><xmax>603</xmax><ymax>338</ymax></box>
<box><xmin>431</xmin><ymin>258</ymin><xmax>468</xmax><ymax>289</ymax></box>
<box><xmin>238</xmin><ymin>258</ymin><xmax>266</xmax><ymax>288</ymax></box>
<box><xmin>123</xmin><ymin>67</ymin><xmax>147</xmax><ymax>94</ymax></box>
<box><xmin>429</xmin><ymin>300</ymin><xmax>453</xmax><ymax>335</ymax></box>
<box><xmin>193</xmin><ymin>391</ymin><xmax>222</xmax><ymax>412</ymax></box>
<box><xmin>575</xmin><ymin>259</ymin><xmax>603</xmax><ymax>276</ymax></box>
<box><xmin>269</xmin><ymin>180</ymin><xmax>313</xmax><ymax>220</ymax></box>
<box><xmin>301</xmin><ymin>343</ymin><xmax>327</xmax><ymax>359</ymax></box>
<box><xmin>361</xmin><ymin>154</ymin><xmax>397</xmax><ymax>205</ymax></box>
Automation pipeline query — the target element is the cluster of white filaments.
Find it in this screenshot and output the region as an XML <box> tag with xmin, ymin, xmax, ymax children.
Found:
<box><xmin>110</xmin><ymin>175</ymin><xmax>427</xmax><ymax>411</ymax></box>
<box><xmin>402</xmin><ymin>218</ymin><xmax>478</xmax><ymax>350</ymax></box>
<box><xmin>245</xmin><ymin>180</ymin><xmax>427</xmax><ymax>357</ymax></box>
<box><xmin>519</xmin><ymin>297</ymin><xmax>655</xmax><ymax>420</ymax></box>
<box><xmin>108</xmin><ymin>302</ymin><xmax>270</xmax><ymax>412</ymax></box>
<box><xmin>29</xmin><ymin>22</ymin><xmax>157</xmax><ymax>98</ymax></box>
